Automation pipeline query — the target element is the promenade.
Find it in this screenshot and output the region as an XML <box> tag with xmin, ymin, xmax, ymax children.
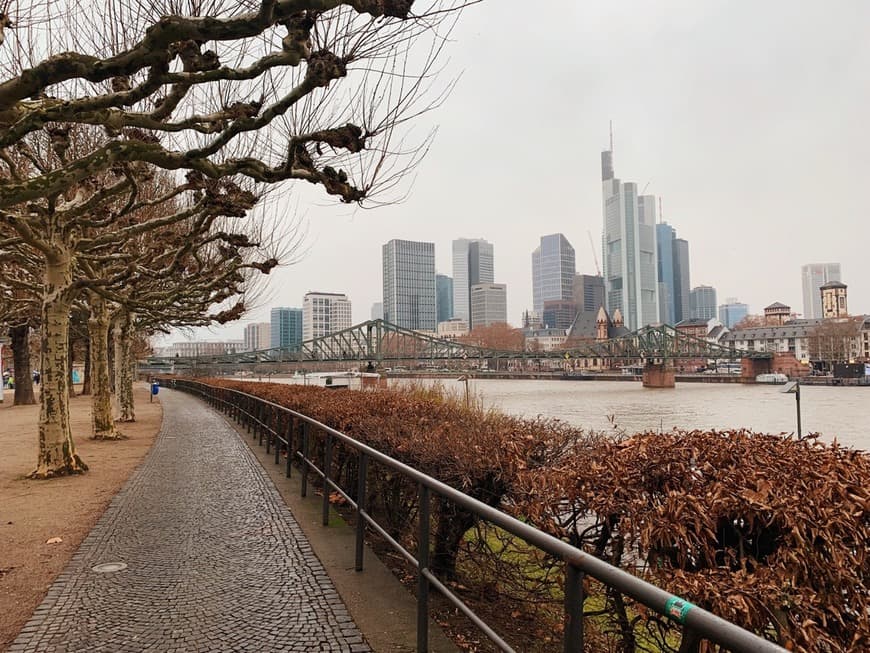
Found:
<box><xmin>10</xmin><ymin>390</ymin><xmax>370</xmax><ymax>652</ymax></box>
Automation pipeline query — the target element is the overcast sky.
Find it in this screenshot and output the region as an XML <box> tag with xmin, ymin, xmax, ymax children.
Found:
<box><xmin>169</xmin><ymin>1</ymin><xmax>870</xmax><ymax>343</ymax></box>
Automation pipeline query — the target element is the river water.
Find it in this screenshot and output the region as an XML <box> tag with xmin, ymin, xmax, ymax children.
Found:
<box><xmin>393</xmin><ymin>379</ymin><xmax>869</xmax><ymax>452</ymax></box>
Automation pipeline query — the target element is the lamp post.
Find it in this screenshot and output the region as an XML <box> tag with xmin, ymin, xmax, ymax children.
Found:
<box><xmin>781</xmin><ymin>380</ymin><xmax>802</xmax><ymax>438</ymax></box>
<box><xmin>456</xmin><ymin>375</ymin><xmax>470</xmax><ymax>408</ymax></box>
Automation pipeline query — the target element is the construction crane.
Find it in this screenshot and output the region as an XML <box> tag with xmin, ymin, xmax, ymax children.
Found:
<box><xmin>586</xmin><ymin>231</ymin><xmax>601</xmax><ymax>276</ymax></box>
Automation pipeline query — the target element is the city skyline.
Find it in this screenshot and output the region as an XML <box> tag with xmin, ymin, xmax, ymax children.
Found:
<box><xmin>160</xmin><ymin>1</ymin><xmax>870</xmax><ymax>343</ymax></box>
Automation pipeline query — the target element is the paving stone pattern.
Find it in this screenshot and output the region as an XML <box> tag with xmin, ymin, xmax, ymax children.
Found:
<box><xmin>11</xmin><ymin>389</ymin><xmax>371</xmax><ymax>652</ymax></box>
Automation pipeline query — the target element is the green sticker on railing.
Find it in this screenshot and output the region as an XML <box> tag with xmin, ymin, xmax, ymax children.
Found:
<box><xmin>664</xmin><ymin>597</ymin><xmax>695</xmax><ymax>624</ymax></box>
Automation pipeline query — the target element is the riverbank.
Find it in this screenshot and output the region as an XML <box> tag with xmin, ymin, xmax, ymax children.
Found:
<box><xmin>0</xmin><ymin>385</ymin><xmax>162</xmax><ymax>650</ymax></box>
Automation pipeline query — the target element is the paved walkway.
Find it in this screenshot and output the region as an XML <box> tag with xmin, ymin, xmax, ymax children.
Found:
<box><xmin>11</xmin><ymin>390</ymin><xmax>370</xmax><ymax>652</ymax></box>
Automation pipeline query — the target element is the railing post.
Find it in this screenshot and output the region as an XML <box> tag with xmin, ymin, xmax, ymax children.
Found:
<box><xmin>417</xmin><ymin>484</ymin><xmax>431</xmax><ymax>653</ymax></box>
<box><xmin>355</xmin><ymin>453</ymin><xmax>367</xmax><ymax>572</ymax></box>
<box><xmin>265</xmin><ymin>406</ymin><xmax>271</xmax><ymax>454</ymax></box>
<box><xmin>322</xmin><ymin>434</ymin><xmax>333</xmax><ymax>526</ymax></box>
<box><xmin>564</xmin><ymin>563</ymin><xmax>584</xmax><ymax>653</ymax></box>
<box><xmin>274</xmin><ymin>412</ymin><xmax>281</xmax><ymax>465</ymax></box>
<box><xmin>258</xmin><ymin>402</ymin><xmax>264</xmax><ymax>446</ymax></box>
<box><xmin>301</xmin><ymin>422</ymin><xmax>310</xmax><ymax>498</ymax></box>
<box><xmin>285</xmin><ymin>417</ymin><xmax>294</xmax><ymax>478</ymax></box>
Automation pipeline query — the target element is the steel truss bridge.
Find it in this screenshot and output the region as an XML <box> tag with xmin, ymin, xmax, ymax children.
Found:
<box><xmin>146</xmin><ymin>319</ymin><xmax>758</xmax><ymax>369</ymax></box>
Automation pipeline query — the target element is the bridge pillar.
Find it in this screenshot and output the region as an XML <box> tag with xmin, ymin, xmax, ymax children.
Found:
<box><xmin>741</xmin><ymin>358</ymin><xmax>770</xmax><ymax>380</ymax></box>
<box><xmin>643</xmin><ymin>361</ymin><xmax>675</xmax><ymax>388</ymax></box>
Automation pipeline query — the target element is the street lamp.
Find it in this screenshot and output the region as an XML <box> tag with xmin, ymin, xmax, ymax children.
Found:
<box><xmin>781</xmin><ymin>380</ymin><xmax>802</xmax><ymax>438</ymax></box>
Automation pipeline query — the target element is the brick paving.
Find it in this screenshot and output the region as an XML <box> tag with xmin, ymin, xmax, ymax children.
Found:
<box><xmin>10</xmin><ymin>389</ymin><xmax>371</xmax><ymax>652</ymax></box>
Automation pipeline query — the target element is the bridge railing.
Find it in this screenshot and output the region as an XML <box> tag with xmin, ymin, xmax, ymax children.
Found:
<box><xmin>165</xmin><ymin>378</ymin><xmax>786</xmax><ymax>653</ymax></box>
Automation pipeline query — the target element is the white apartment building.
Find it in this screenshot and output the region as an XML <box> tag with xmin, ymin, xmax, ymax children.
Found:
<box><xmin>437</xmin><ymin>318</ymin><xmax>469</xmax><ymax>339</ymax></box>
<box><xmin>243</xmin><ymin>322</ymin><xmax>271</xmax><ymax>351</ymax></box>
<box><xmin>303</xmin><ymin>292</ymin><xmax>352</xmax><ymax>341</ymax></box>
<box><xmin>470</xmin><ymin>283</ymin><xmax>507</xmax><ymax>328</ymax></box>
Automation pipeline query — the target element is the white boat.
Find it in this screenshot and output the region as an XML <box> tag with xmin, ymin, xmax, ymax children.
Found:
<box><xmin>290</xmin><ymin>371</ymin><xmax>382</xmax><ymax>390</ymax></box>
<box><xmin>756</xmin><ymin>373</ymin><xmax>789</xmax><ymax>384</ymax></box>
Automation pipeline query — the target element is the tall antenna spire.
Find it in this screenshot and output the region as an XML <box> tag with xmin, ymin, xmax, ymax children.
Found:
<box><xmin>609</xmin><ymin>120</ymin><xmax>613</xmax><ymax>152</ymax></box>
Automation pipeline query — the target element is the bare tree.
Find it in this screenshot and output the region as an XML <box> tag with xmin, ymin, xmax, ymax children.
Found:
<box><xmin>806</xmin><ymin>317</ymin><xmax>863</xmax><ymax>372</ymax></box>
<box><xmin>0</xmin><ymin>0</ymin><xmax>467</xmax><ymax>476</ymax></box>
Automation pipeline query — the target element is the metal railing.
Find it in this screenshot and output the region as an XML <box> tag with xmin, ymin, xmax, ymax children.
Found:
<box><xmin>165</xmin><ymin>378</ymin><xmax>787</xmax><ymax>653</ymax></box>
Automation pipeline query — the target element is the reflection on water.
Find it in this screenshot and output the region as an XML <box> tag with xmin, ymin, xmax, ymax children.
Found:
<box><xmin>394</xmin><ymin>379</ymin><xmax>869</xmax><ymax>452</ymax></box>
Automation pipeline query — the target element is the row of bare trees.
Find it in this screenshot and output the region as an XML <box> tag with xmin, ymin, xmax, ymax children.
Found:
<box><xmin>0</xmin><ymin>0</ymin><xmax>469</xmax><ymax>477</ymax></box>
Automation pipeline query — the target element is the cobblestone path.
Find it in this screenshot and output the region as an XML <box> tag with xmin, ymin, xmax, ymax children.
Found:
<box><xmin>11</xmin><ymin>389</ymin><xmax>370</xmax><ymax>652</ymax></box>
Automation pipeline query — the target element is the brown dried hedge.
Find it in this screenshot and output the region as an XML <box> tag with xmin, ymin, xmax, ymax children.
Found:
<box><xmin>204</xmin><ymin>380</ymin><xmax>869</xmax><ymax>652</ymax></box>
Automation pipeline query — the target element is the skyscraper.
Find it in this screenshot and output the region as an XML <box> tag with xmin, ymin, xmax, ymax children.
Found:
<box><xmin>382</xmin><ymin>239</ymin><xmax>436</xmax><ymax>331</ymax></box>
<box><xmin>302</xmin><ymin>292</ymin><xmax>352</xmax><ymax>340</ymax></box>
<box><xmin>601</xmin><ymin>148</ymin><xmax>659</xmax><ymax>330</ymax></box>
<box><xmin>801</xmin><ymin>263</ymin><xmax>842</xmax><ymax>319</ymax></box>
<box><xmin>452</xmin><ymin>238</ymin><xmax>494</xmax><ymax>324</ymax></box>
<box><xmin>436</xmin><ymin>274</ymin><xmax>454</xmax><ymax>324</ymax></box>
<box><xmin>270</xmin><ymin>307</ymin><xmax>303</xmax><ymax>349</ymax></box>
<box><xmin>656</xmin><ymin>223</ymin><xmax>691</xmax><ymax>325</ymax></box>
<box><xmin>532</xmin><ymin>233</ymin><xmax>575</xmax><ymax>313</ymax></box>
<box><xmin>690</xmin><ymin>285</ymin><xmax>717</xmax><ymax>321</ymax></box>
<box><xmin>718</xmin><ymin>298</ymin><xmax>749</xmax><ymax>328</ymax></box>
<box><xmin>573</xmin><ymin>274</ymin><xmax>605</xmax><ymax>313</ymax></box>
<box><xmin>470</xmin><ymin>283</ymin><xmax>507</xmax><ymax>327</ymax></box>
<box><xmin>370</xmin><ymin>302</ymin><xmax>383</xmax><ymax>320</ymax></box>
<box><xmin>673</xmin><ymin>238</ymin><xmax>691</xmax><ymax>323</ymax></box>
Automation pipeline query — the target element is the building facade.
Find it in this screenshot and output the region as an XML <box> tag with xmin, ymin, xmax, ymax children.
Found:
<box><xmin>470</xmin><ymin>283</ymin><xmax>507</xmax><ymax>328</ymax></box>
<box><xmin>302</xmin><ymin>292</ymin><xmax>352</xmax><ymax>341</ymax></box>
<box><xmin>382</xmin><ymin>239</ymin><xmax>436</xmax><ymax>331</ymax></box>
<box><xmin>690</xmin><ymin>285</ymin><xmax>717</xmax><ymax>320</ymax></box>
<box><xmin>542</xmin><ymin>300</ymin><xmax>576</xmax><ymax>331</ymax></box>
<box><xmin>370</xmin><ymin>302</ymin><xmax>383</xmax><ymax>321</ymax></box>
<box><xmin>436</xmin><ymin>274</ymin><xmax>454</xmax><ymax>324</ymax></box>
<box><xmin>451</xmin><ymin>238</ymin><xmax>494</xmax><ymax>325</ymax></box>
<box><xmin>437</xmin><ymin>318</ymin><xmax>469</xmax><ymax>339</ymax></box>
<box><xmin>243</xmin><ymin>322</ymin><xmax>271</xmax><ymax>351</ymax></box>
<box><xmin>162</xmin><ymin>340</ymin><xmax>243</xmax><ymax>357</ymax></box>
<box><xmin>270</xmin><ymin>307</ymin><xmax>303</xmax><ymax>349</ymax></box>
<box><xmin>655</xmin><ymin>223</ymin><xmax>691</xmax><ymax>325</ymax></box>
<box><xmin>820</xmin><ymin>281</ymin><xmax>848</xmax><ymax>319</ymax></box>
<box><xmin>718</xmin><ymin>298</ymin><xmax>749</xmax><ymax>328</ymax></box>
<box><xmin>601</xmin><ymin>150</ymin><xmax>659</xmax><ymax>330</ymax></box>
<box><xmin>532</xmin><ymin>233</ymin><xmax>575</xmax><ymax>313</ymax></box>
<box><xmin>801</xmin><ymin>263</ymin><xmax>841</xmax><ymax>319</ymax></box>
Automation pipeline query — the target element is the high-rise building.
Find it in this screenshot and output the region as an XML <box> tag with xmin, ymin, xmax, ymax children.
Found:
<box><xmin>270</xmin><ymin>307</ymin><xmax>303</xmax><ymax>349</ymax></box>
<box><xmin>601</xmin><ymin>149</ymin><xmax>659</xmax><ymax>330</ymax></box>
<box><xmin>243</xmin><ymin>322</ymin><xmax>271</xmax><ymax>351</ymax></box>
<box><xmin>451</xmin><ymin>238</ymin><xmax>494</xmax><ymax>324</ymax></box>
<box><xmin>542</xmin><ymin>300</ymin><xmax>576</xmax><ymax>330</ymax></box>
<box><xmin>690</xmin><ymin>285</ymin><xmax>717</xmax><ymax>320</ymax></box>
<box><xmin>532</xmin><ymin>234</ymin><xmax>575</xmax><ymax>313</ymax></box>
<box><xmin>302</xmin><ymin>292</ymin><xmax>352</xmax><ymax>340</ymax></box>
<box><xmin>370</xmin><ymin>302</ymin><xmax>383</xmax><ymax>321</ymax></box>
<box><xmin>470</xmin><ymin>283</ymin><xmax>507</xmax><ymax>328</ymax></box>
<box><xmin>673</xmin><ymin>238</ymin><xmax>691</xmax><ymax>323</ymax></box>
<box><xmin>382</xmin><ymin>239</ymin><xmax>436</xmax><ymax>331</ymax></box>
<box><xmin>718</xmin><ymin>298</ymin><xmax>749</xmax><ymax>328</ymax></box>
<box><xmin>801</xmin><ymin>263</ymin><xmax>842</xmax><ymax>319</ymax></box>
<box><xmin>655</xmin><ymin>223</ymin><xmax>691</xmax><ymax>325</ymax></box>
<box><xmin>573</xmin><ymin>274</ymin><xmax>605</xmax><ymax>313</ymax></box>
<box><xmin>436</xmin><ymin>274</ymin><xmax>454</xmax><ymax>324</ymax></box>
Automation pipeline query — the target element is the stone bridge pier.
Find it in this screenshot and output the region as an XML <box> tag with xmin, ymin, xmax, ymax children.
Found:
<box><xmin>642</xmin><ymin>361</ymin><xmax>675</xmax><ymax>388</ymax></box>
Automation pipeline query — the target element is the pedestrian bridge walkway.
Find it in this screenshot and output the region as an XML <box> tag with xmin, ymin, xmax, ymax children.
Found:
<box><xmin>10</xmin><ymin>390</ymin><xmax>370</xmax><ymax>652</ymax></box>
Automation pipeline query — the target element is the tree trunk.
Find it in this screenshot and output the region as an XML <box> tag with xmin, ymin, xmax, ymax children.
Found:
<box><xmin>114</xmin><ymin>310</ymin><xmax>136</xmax><ymax>422</ymax></box>
<box><xmin>68</xmin><ymin>342</ymin><xmax>76</xmax><ymax>397</ymax></box>
<box><xmin>88</xmin><ymin>293</ymin><xmax>122</xmax><ymax>439</ymax></box>
<box><xmin>81</xmin><ymin>336</ymin><xmax>92</xmax><ymax>395</ymax></box>
<box><xmin>11</xmin><ymin>324</ymin><xmax>36</xmax><ymax>405</ymax></box>
<box><xmin>32</xmin><ymin>254</ymin><xmax>87</xmax><ymax>478</ymax></box>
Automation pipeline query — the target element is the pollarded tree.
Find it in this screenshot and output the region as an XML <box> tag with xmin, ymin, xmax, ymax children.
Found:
<box><xmin>0</xmin><ymin>0</ymin><xmax>467</xmax><ymax>477</ymax></box>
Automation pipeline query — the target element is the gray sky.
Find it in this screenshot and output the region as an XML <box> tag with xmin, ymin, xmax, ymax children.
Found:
<box><xmin>170</xmin><ymin>0</ymin><xmax>870</xmax><ymax>343</ymax></box>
